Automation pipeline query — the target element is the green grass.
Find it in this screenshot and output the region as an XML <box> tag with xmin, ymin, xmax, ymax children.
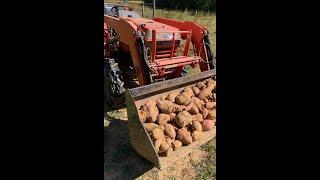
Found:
<box><xmin>196</xmin><ymin>138</ymin><xmax>216</xmax><ymax>179</ymax></box>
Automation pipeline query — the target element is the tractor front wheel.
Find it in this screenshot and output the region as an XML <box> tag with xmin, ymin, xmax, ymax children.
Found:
<box><xmin>104</xmin><ymin>58</ymin><xmax>125</xmax><ymax>109</ymax></box>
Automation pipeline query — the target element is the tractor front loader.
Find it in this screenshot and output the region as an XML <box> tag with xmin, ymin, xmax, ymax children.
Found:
<box><xmin>104</xmin><ymin>0</ymin><xmax>216</xmax><ymax>169</ymax></box>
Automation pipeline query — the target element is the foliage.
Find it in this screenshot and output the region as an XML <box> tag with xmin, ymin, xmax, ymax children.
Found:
<box><xmin>144</xmin><ymin>0</ymin><xmax>216</xmax><ymax>11</ymax></box>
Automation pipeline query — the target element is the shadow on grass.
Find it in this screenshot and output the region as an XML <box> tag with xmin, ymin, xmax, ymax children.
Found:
<box><xmin>104</xmin><ymin>116</ymin><xmax>154</xmax><ymax>180</ymax></box>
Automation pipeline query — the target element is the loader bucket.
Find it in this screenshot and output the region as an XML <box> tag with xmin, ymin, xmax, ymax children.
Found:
<box><xmin>125</xmin><ymin>69</ymin><xmax>216</xmax><ymax>170</ymax></box>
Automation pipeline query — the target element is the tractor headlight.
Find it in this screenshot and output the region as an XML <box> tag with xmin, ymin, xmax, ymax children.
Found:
<box><xmin>144</xmin><ymin>30</ymin><xmax>181</xmax><ymax>41</ymax></box>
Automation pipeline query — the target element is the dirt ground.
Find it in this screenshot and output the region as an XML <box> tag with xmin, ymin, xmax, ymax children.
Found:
<box><xmin>104</xmin><ymin>108</ymin><xmax>216</xmax><ymax>180</ymax></box>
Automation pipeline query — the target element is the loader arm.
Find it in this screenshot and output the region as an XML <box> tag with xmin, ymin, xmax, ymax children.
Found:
<box><xmin>153</xmin><ymin>18</ymin><xmax>212</xmax><ymax>71</ymax></box>
<box><xmin>104</xmin><ymin>16</ymin><xmax>150</xmax><ymax>86</ymax></box>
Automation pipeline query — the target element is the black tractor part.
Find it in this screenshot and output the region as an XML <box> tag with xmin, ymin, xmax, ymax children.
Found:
<box><xmin>104</xmin><ymin>58</ymin><xmax>126</xmax><ymax>109</ymax></box>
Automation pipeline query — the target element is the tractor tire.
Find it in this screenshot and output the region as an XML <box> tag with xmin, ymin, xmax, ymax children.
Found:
<box><xmin>104</xmin><ymin>58</ymin><xmax>125</xmax><ymax>109</ymax></box>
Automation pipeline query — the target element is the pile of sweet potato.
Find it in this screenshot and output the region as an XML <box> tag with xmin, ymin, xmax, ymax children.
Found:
<box><xmin>138</xmin><ymin>77</ymin><xmax>216</xmax><ymax>157</ymax></box>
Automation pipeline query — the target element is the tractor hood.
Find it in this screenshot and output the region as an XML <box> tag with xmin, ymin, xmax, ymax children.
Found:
<box><xmin>123</xmin><ymin>17</ymin><xmax>182</xmax><ymax>41</ymax></box>
<box><xmin>123</xmin><ymin>17</ymin><xmax>180</xmax><ymax>32</ymax></box>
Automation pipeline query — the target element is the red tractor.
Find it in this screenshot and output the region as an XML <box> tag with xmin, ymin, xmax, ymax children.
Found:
<box><xmin>104</xmin><ymin>1</ymin><xmax>215</xmax><ymax>107</ymax></box>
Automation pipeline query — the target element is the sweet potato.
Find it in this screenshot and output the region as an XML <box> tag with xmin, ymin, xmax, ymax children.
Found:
<box><xmin>145</xmin><ymin>99</ymin><xmax>156</xmax><ymax>107</ymax></box>
<box><xmin>157</xmin><ymin>113</ymin><xmax>171</xmax><ymax>125</ymax></box>
<box><xmin>172</xmin><ymin>140</ymin><xmax>182</xmax><ymax>151</ymax></box>
<box><xmin>164</xmin><ymin>147</ymin><xmax>173</xmax><ymax>156</ymax></box>
<box><xmin>207</xmin><ymin>109</ymin><xmax>216</xmax><ymax>119</ymax></box>
<box><xmin>192</xmin><ymin>97</ymin><xmax>204</xmax><ymax>111</ymax></box>
<box><xmin>207</xmin><ymin>84</ymin><xmax>215</xmax><ymax>92</ymax></box>
<box><xmin>138</xmin><ymin>110</ymin><xmax>147</xmax><ymax>122</ymax></box>
<box><xmin>165</xmin><ymin>136</ymin><xmax>173</xmax><ymax>146</ymax></box>
<box><xmin>164</xmin><ymin>124</ymin><xmax>176</xmax><ymax>139</ymax></box>
<box><xmin>177</xmin><ymin>128</ymin><xmax>193</xmax><ymax>145</ymax></box>
<box><xmin>174</xmin><ymin>104</ymin><xmax>186</xmax><ymax>113</ymax></box>
<box><xmin>175</xmin><ymin>93</ymin><xmax>192</xmax><ymax>105</ymax></box>
<box><xmin>154</xmin><ymin>138</ymin><xmax>162</xmax><ymax>151</ymax></box>
<box><xmin>152</xmin><ymin>128</ymin><xmax>164</xmax><ymax>140</ymax></box>
<box><xmin>202</xmin><ymin>108</ymin><xmax>209</xmax><ymax>119</ymax></box>
<box><xmin>186</xmin><ymin>97</ymin><xmax>204</xmax><ymax>114</ymax></box>
<box><xmin>143</xmin><ymin>123</ymin><xmax>158</xmax><ymax>132</ymax></box>
<box><xmin>192</xmin><ymin>131</ymin><xmax>203</xmax><ymax>141</ymax></box>
<box><xmin>205</xmin><ymin>102</ymin><xmax>216</xmax><ymax>110</ymax></box>
<box><xmin>159</xmin><ymin>141</ymin><xmax>170</xmax><ymax>153</ymax></box>
<box><xmin>189</xmin><ymin>105</ymin><xmax>199</xmax><ymax>115</ymax></box>
<box><xmin>206</xmin><ymin>79</ymin><xmax>216</xmax><ymax>86</ymax></box>
<box><xmin>170</xmin><ymin>113</ymin><xmax>176</xmax><ymax>122</ymax></box>
<box><xmin>165</xmin><ymin>91</ymin><xmax>180</xmax><ymax>102</ymax></box>
<box><xmin>196</xmin><ymin>82</ymin><xmax>206</xmax><ymax>89</ymax></box>
<box><xmin>192</xmin><ymin>86</ymin><xmax>201</xmax><ymax>95</ymax></box>
<box><xmin>197</xmin><ymin>88</ymin><xmax>212</xmax><ymax>100</ymax></box>
<box><xmin>193</xmin><ymin>114</ymin><xmax>204</xmax><ymax>122</ymax></box>
<box><xmin>184</xmin><ymin>99</ymin><xmax>193</xmax><ymax>112</ymax></box>
<box><xmin>157</xmin><ymin>100</ymin><xmax>175</xmax><ymax>114</ymax></box>
<box><xmin>159</xmin><ymin>124</ymin><xmax>165</xmax><ymax>131</ymax></box>
<box><xmin>192</xmin><ymin>121</ymin><xmax>202</xmax><ymax>131</ymax></box>
<box><xmin>143</xmin><ymin>105</ymin><xmax>159</xmax><ymax>122</ymax></box>
<box><xmin>202</xmin><ymin>120</ymin><xmax>216</xmax><ymax>131</ymax></box>
<box><xmin>175</xmin><ymin>111</ymin><xmax>193</xmax><ymax>128</ymax></box>
<box><xmin>203</xmin><ymin>98</ymin><xmax>209</xmax><ymax>103</ymax></box>
<box><xmin>183</xmin><ymin>87</ymin><xmax>194</xmax><ymax>97</ymax></box>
